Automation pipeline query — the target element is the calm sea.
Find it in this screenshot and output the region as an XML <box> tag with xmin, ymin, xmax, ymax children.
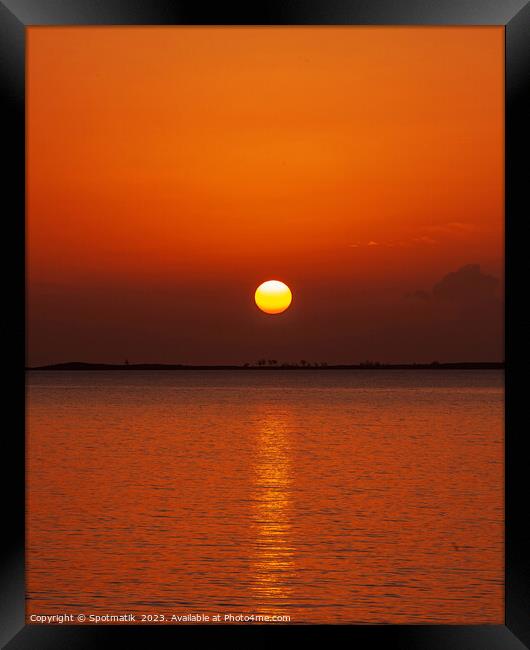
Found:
<box><xmin>27</xmin><ymin>370</ymin><xmax>504</xmax><ymax>624</ymax></box>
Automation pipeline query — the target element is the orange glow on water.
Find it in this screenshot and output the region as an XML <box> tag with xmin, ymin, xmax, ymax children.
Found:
<box><xmin>27</xmin><ymin>371</ymin><xmax>504</xmax><ymax>623</ymax></box>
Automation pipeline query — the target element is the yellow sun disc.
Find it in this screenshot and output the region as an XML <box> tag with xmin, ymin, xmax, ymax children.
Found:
<box><xmin>254</xmin><ymin>280</ymin><xmax>292</xmax><ymax>314</ymax></box>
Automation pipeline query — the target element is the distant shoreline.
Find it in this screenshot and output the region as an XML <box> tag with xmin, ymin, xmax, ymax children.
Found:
<box><xmin>26</xmin><ymin>361</ymin><xmax>505</xmax><ymax>371</ymax></box>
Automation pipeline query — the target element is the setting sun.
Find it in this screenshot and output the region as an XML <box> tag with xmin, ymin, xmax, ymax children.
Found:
<box><xmin>255</xmin><ymin>280</ymin><xmax>292</xmax><ymax>315</ymax></box>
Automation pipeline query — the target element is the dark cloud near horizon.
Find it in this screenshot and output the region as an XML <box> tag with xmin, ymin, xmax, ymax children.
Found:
<box><xmin>406</xmin><ymin>264</ymin><xmax>500</xmax><ymax>304</ymax></box>
<box><xmin>432</xmin><ymin>264</ymin><xmax>499</xmax><ymax>303</ymax></box>
<box><xmin>399</xmin><ymin>264</ymin><xmax>503</xmax><ymax>362</ymax></box>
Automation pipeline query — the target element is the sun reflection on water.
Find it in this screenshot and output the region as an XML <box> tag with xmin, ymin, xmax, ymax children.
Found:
<box><xmin>250</xmin><ymin>410</ymin><xmax>296</xmax><ymax>608</ymax></box>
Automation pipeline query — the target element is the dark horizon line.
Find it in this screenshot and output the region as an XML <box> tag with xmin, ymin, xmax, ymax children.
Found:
<box><xmin>26</xmin><ymin>361</ymin><xmax>505</xmax><ymax>371</ymax></box>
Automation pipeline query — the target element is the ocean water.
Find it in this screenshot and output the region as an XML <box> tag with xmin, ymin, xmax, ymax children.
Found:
<box><xmin>26</xmin><ymin>370</ymin><xmax>504</xmax><ymax>624</ymax></box>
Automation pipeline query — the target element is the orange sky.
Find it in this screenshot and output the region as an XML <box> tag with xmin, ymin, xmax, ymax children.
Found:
<box><xmin>27</xmin><ymin>27</ymin><xmax>504</xmax><ymax>365</ymax></box>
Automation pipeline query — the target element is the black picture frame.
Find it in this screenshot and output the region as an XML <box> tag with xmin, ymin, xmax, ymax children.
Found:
<box><xmin>2</xmin><ymin>1</ymin><xmax>529</xmax><ymax>647</ymax></box>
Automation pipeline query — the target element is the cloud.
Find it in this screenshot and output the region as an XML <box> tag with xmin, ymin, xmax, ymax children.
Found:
<box><xmin>348</xmin><ymin>240</ymin><xmax>380</xmax><ymax>248</ymax></box>
<box><xmin>399</xmin><ymin>264</ymin><xmax>503</xmax><ymax>361</ymax></box>
<box><xmin>411</xmin><ymin>236</ymin><xmax>437</xmax><ymax>245</ymax></box>
<box><xmin>423</xmin><ymin>221</ymin><xmax>478</xmax><ymax>235</ymax></box>
<box><xmin>348</xmin><ymin>222</ymin><xmax>479</xmax><ymax>250</ymax></box>
<box><xmin>349</xmin><ymin>236</ymin><xmax>436</xmax><ymax>249</ymax></box>
<box><xmin>432</xmin><ymin>264</ymin><xmax>499</xmax><ymax>303</ymax></box>
<box><xmin>405</xmin><ymin>264</ymin><xmax>500</xmax><ymax>306</ymax></box>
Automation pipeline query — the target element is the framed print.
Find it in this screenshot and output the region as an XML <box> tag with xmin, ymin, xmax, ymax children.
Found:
<box><xmin>2</xmin><ymin>1</ymin><xmax>529</xmax><ymax>648</ymax></box>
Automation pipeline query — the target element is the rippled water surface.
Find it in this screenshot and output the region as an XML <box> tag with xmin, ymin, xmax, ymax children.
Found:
<box><xmin>27</xmin><ymin>370</ymin><xmax>503</xmax><ymax>623</ymax></box>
